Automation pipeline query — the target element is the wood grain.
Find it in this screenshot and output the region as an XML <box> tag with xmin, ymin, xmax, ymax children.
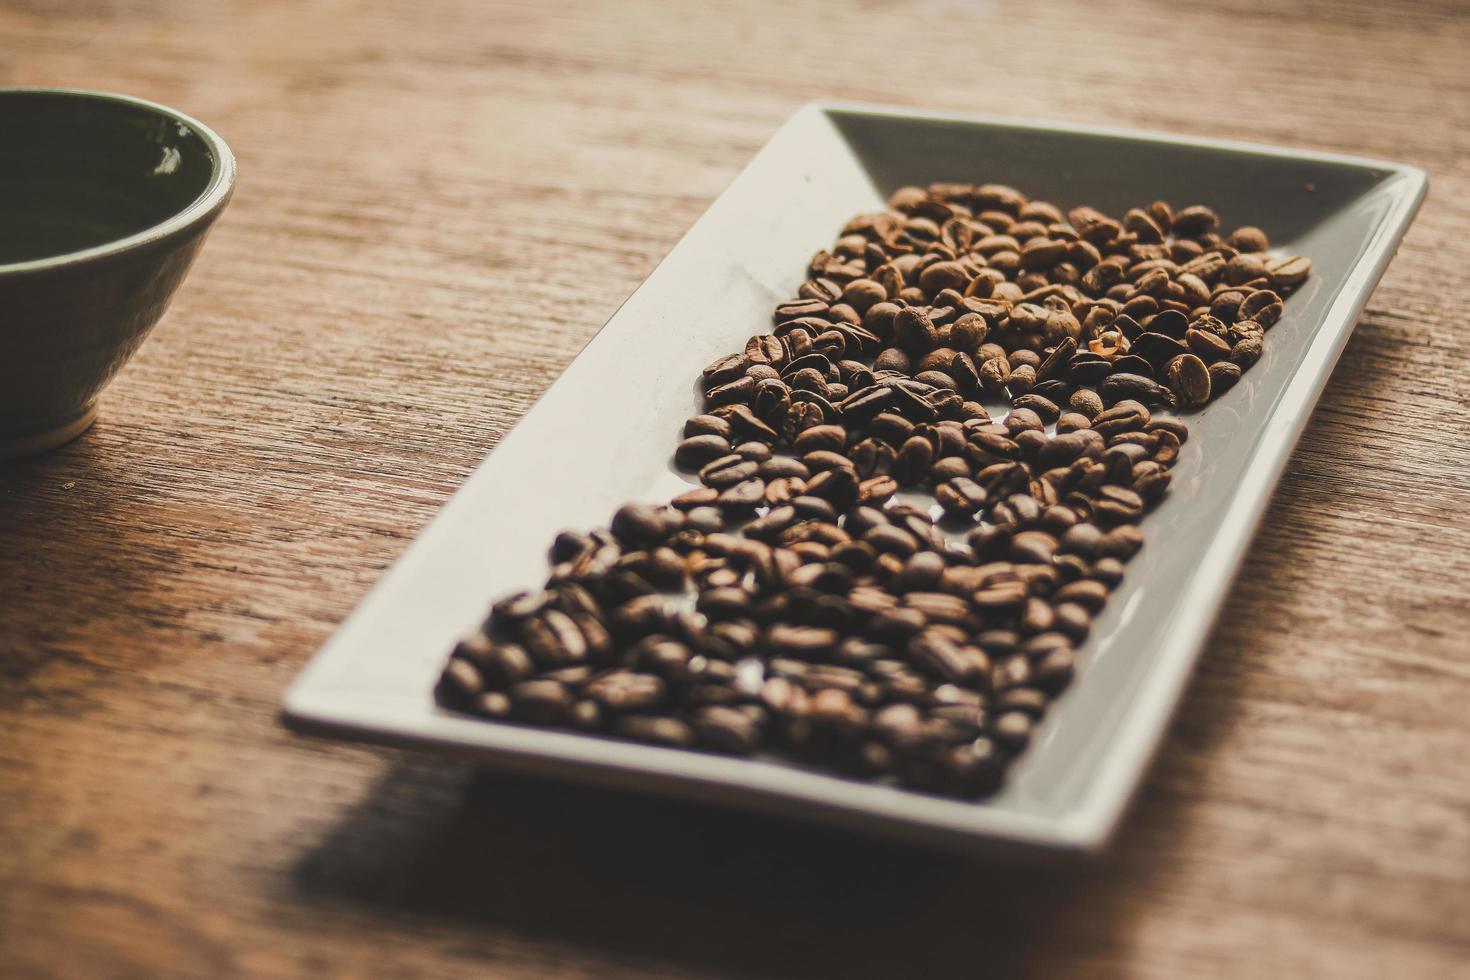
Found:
<box><xmin>2</xmin><ymin>0</ymin><xmax>1469</xmax><ymax>977</ymax></box>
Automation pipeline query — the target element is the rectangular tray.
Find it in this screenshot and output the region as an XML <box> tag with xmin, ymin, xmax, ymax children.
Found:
<box><xmin>283</xmin><ymin>103</ymin><xmax>1425</xmax><ymax>853</ymax></box>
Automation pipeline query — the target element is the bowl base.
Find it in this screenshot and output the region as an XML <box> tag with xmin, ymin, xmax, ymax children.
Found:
<box><xmin>0</xmin><ymin>405</ymin><xmax>98</xmax><ymax>461</ymax></box>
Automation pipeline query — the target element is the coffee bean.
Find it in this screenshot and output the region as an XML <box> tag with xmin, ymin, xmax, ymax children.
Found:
<box><xmin>973</xmin><ymin>580</ymin><xmax>1028</xmax><ymax>610</ymax></box>
<box><xmin>509</xmin><ymin>679</ymin><xmax>575</xmax><ymax>725</ymax></box>
<box><xmin>857</xmin><ymin>474</ymin><xmax>899</xmax><ymax>506</ymax></box>
<box><xmin>610</xmin><ymin>504</ymin><xmax>673</xmax><ymax>548</ymax></box>
<box><xmin>1209</xmin><ymin>360</ymin><xmax>1242</xmax><ymax>394</ymax></box>
<box><xmin>480</xmin><ymin>642</ymin><xmax>535</xmax><ymax>689</ymax></box>
<box><xmin>614</xmin><ymin>715</ymin><xmax>695</xmax><ymax>747</ymax></box>
<box><xmin>1225</xmin><ymin>225</ymin><xmax>1267</xmax><ymax>252</ymax></box>
<box><xmin>435</xmin><ymin>656</ymin><xmax>485</xmax><ymax>709</ymax></box>
<box><xmin>1185</xmin><ymin>327</ymin><xmax>1232</xmax><ymax>361</ymax></box>
<box><xmin>684</xmin><ymin>414</ymin><xmax>733</xmax><ymax>440</ymax></box>
<box><xmin>1171</xmin><ymin>204</ymin><xmax>1218</xmax><ymax>237</ymax></box>
<box><xmin>705</xmin><ymin>375</ymin><xmax>754</xmax><ymax>409</ymax></box>
<box><xmin>991</xmin><ymin>711</ymin><xmax>1034</xmax><ymax>749</ymax></box>
<box><xmin>520</xmin><ymin>610</ymin><xmax>588</xmax><ymax>667</ymax></box>
<box><xmin>1231</xmin><ymin>335</ymin><xmax>1263</xmax><ymax>367</ymax></box>
<box><xmin>766</xmin><ymin>624</ymin><xmax>840</xmax><ymax>657</ymax></box>
<box><xmin>675</xmin><ymin>434</ymin><xmax>732</xmax><ymax>469</ymax></box>
<box><xmin>1012</xmin><ymin>393</ymin><xmax>1061</xmax><ymax>424</ymax></box>
<box><xmin>894</xmin><ymin>307</ymin><xmax>938</xmax><ymax>352</ymax></box>
<box><xmin>717</xmin><ymin>479</ymin><xmax>766</xmax><ymax>514</ymax></box>
<box><xmin>1094</xmin><ymin>486</ymin><xmax>1145</xmax><ymax>523</ymax></box>
<box><xmin>487</xmin><ymin>590</ymin><xmax>549</xmax><ymax>632</ymax></box>
<box><xmin>695</xmin><ymin>705</ymin><xmax>763</xmax><ymax>754</ymax></box>
<box><xmin>1100</xmin><ymin>373</ymin><xmax>1171</xmax><ymax>407</ymax></box>
<box><xmin>670</xmin><ymin>484</ymin><xmax>720</xmax><ymax>511</ymax></box>
<box><xmin>838</xmin><ymin>385</ymin><xmax>894</xmax><ymax>423</ymax></box>
<box><xmin>793</xmin><ymin>424</ymin><xmax>846</xmax><ymax>454</ymax></box>
<box><xmin>908</xmin><ymin>631</ymin><xmax>982</xmax><ymax>685</ymax></box>
<box><xmin>585</xmin><ymin>671</ymin><xmax>666</xmax><ymax>712</ymax></box>
<box><xmin>699</xmin><ymin>455</ymin><xmax>758</xmax><ymax>489</ymax></box>
<box><xmin>1164</xmin><ymin>354</ymin><xmax>1211</xmax><ymax>408</ymax></box>
<box><xmin>1133</xmin><ymin>331</ymin><xmax>1190</xmax><ymax>370</ymax></box>
<box><xmin>726</xmin><ymin>404</ymin><xmax>779</xmax><ymax>442</ymax></box>
<box><xmin>1069</xmin><ymin>388</ymin><xmax>1104</xmax><ymax>419</ymax></box>
<box><xmin>935</xmin><ymin>477</ymin><xmax>988</xmax><ymax>516</ymax></box>
<box><xmin>1266</xmin><ymin>255</ymin><xmax>1311</xmax><ymax>287</ymax></box>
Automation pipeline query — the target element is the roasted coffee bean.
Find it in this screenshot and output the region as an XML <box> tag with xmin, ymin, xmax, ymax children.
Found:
<box><xmin>671</xmin><ymin>486</ymin><xmax>720</xmax><ymax>511</ymax></box>
<box><xmin>793</xmin><ymin>424</ymin><xmax>847</xmax><ymax>454</ymax></box>
<box><xmin>930</xmin><ymin>456</ymin><xmax>972</xmax><ymax>484</ymax></box>
<box><xmin>1228</xmin><ymin>225</ymin><xmax>1269</xmax><ymax>252</ymax></box>
<box><xmin>894</xmin><ymin>306</ymin><xmax>938</xmax><ymax>352</ymax></box>
<box><xmin>1010</xmin><ymin>530</ymin><xmax>1058</xmax><ymax>564</ymax></box>
<box><xmin>935</xmin><ymin>477</ymin><xmax>988</xmax><ymax>516</ymax></box>
<box><xmin>1185</xmin><ymin>326</ymin><xmax>1232</xmax><ymax>361</ymax></box>
<box><xmin>699</xmin><ymin>455</ymin><xmax>759</xmax><ymax>489</ymax></box>
<box><xmin>857</xmin><ymin>474</ymin><xmax>899</xmax><ymax>505</ymax></box>
<box><xmin>893</xmin><ymin>435</ymin><xmax>936</xmax><ymax>485</ymax></box>
<box><xmin>509</xmin><ymin>679</ymin><xmax>575</xmax><ymax>725</ymax></box>
<box><xmin>1232</xmin><ymin>335</ymin><xmax>1263</xmax><ymax>367</ymax></box>
<box><xmin>487</xmin><ymin>590</ymin><xmax>549</xmax><ymax>632</ymax></box>
<box><xmin>908</xmin><ymin>631</ymin><xmax>983</xmax><ymax>685</ymax></box>
<box><xmin>1164</xmin><ymin>354</ymin><xmax>1211</xmax><ymax>408</ymax></box>
<box><xmin>610</xmin><ymin>504</ymin><xmax>674</xmax><ymax>548</ymax></box>
<box><xmin>1133</xmin><ymin>331</ymin><xmax>1190</xmax><ymax>370</ymax></box>
<box><xmin>694</xmin><ymin>705</ymin><xmax>763</xmax><ymax>754</ymax></box>
<box><xmin>893</xmin><ymin>551</ymin><xmax>946</xmax><ymax>593</ymax></box>
<box><xmin>675</xmin><ymin>434</ymin><xmax>732</xmax><ymax>469</ymax></box>
<box><xmin>1266</xmin><ymin>255</ymin><xmax>1311</xmax><ymax>287</ymax></box>
<box><xmin>904</xmin><ymin>592</ymin><xmax>971</xmax><ymax>627</ymax></box>
<box><xmin>703</xmin><ymin>353</ymin><xmax>751</xmax><ymax>388</ymax></box>
<box><xmin>717</xmin><ymin>479</ymin><xmax>766</xmax><ymax>515</ymax></box>
<box><xmin>520</xmin><ymin>610</ymin><xmax>588</xmax><ymax>667</ymax></box>
<box><xmin>477</xmin><ymin>642</ymin><xmax>535</xmax><ymax>689</ymax></box>
<box><xmin>1069</xmin><ymin>388</ymin><xmax>1104</xmax><ymax>419</ymax></box>
<box><xmin>1012</xmin><ymin>393</ymin><xmax>1061</xmax><ymax>424</ymax></box>
<box><xmin>838</xmin><ymin>384</ymin><xmax>894</xmax><ymax>424</ymax></box>
<box><xmin>684</xmin><ymin>414</ymin><xmax>733</xmax><ymax>440</ymax></box>
<box><xmin>1144</xmin><ymin>417</ymin><xmax>1189</xmax><ymax>442</ymax></box>
<box><xmin>550</xmin><ymin>530</ymin><xmax>596</xmax><ymax>564</ymax></box>
<box><xmin>1171</xmin><ymin>204</ymin><xmax>1218</xmax><ymax>237</ymax></box>
<box><xmin>1209</xmin><ymin>360</ymin><xmax>1243</xmax><ymax>394</ymax></box>
<box><xmin>585</xmin><ymin>671</ymin><xmax>667</xmax><ymax>712</ymax></box>
<box><xmin>767</xmin><ymin>624</ymin><xmax>840</xmax><ymax>657</ymax></box>
<box><xmin>1111</xmin><ymin>353</ymin><xmax>1155</xmax><ymax>378</ymax></box>
<box><xmin>991</xmin><ymin>711</ymin><xmax>1034</xmax><ymax>749</ymax></box>
<box><xmin>435</xmin><ymin>656</ymin><xmax>485</xmax><ymax>708</ymax></box>
<box><xmin>973</xmin><ymin>579</ymin><xmax>1028</xmax><ymax>609</ymax></box>
<box><xmin>866</xmin><ymin>524</ymin><xmax>920</xmax><ymax>558</ymax></box>
<box><xmin>614</xmin><ymin>715</ymin><xmax>695</xmax><ymax>747</ymax></box>
<box><xmin>726</xmin><ymin>404</ymin><xmax>779</xmax><ymax>442</ymax></box>
<box><xmin>1100</xmin><ymin>373</ymin><xmax>1171</xmax><ymax>407</ymax></box>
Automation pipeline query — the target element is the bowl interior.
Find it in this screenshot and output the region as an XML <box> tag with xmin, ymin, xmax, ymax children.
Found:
<box><xmin>0</xmin><ymin>91</ymin><xmax>220</xmax><ymax>265</ymax></box>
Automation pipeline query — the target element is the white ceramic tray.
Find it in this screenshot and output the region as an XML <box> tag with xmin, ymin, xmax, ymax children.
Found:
<box><xmin>283</xmin><ymin>103</ymin><xmax>1426</xmax><ymax>853</ymax></box>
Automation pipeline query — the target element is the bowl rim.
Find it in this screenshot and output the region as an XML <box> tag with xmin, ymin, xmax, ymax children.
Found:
<box><xmin>0</xmin><ymin>87</ymin><xmax>237</xmax><ymax>277</ymax></box>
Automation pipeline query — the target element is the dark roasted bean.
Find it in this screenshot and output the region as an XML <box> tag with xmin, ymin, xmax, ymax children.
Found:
<box><xmin>614</xmin><ymin>715</ymin><xmax>695</xmax><ymax>747</ymax></box>
<box><xmin>509</xmin><ymin>679</ymin><xmax>574</xmax><ymax>725</ymax></box>
<box><xmin>694</xmin><ymin>705</ymin><xmax>763</xmax><ymax>754</ymax></box>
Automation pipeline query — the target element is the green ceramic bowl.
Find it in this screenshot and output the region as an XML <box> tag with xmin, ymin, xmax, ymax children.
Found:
<box><xmin>0</xmin><ymin>88</ymin><xmax>236</xmax><ymax>459</ymax></box>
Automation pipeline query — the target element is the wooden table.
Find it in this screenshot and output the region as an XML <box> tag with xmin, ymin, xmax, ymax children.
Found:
<box><xmin>3</xmin><ymin>1</ymin><xmax>1468</xmax><ymax>976</ymax></box>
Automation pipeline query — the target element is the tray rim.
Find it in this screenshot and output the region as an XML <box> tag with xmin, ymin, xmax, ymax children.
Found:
<box><xmin>282</xmin><ymin>101</ymin><xmax>1428</xmax><ymax>853</ymax></box>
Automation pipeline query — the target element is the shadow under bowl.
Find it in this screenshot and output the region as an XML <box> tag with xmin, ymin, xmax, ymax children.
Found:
<box><xmin>0</xmin><ymin>88</ymin><xmax>236</xmax><ymax>460</ymax></box>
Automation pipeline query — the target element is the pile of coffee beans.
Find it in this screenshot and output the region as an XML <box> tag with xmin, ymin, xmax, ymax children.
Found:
<box><xmin>436</xmin><ymin>183</ymin><xmax>1311</xmax><ymax>798</ymax></box>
